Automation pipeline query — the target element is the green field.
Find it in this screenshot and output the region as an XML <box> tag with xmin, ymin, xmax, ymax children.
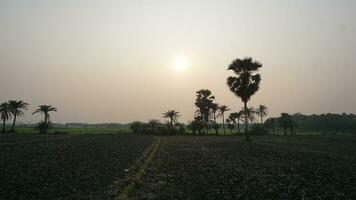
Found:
<box><xmin>15</xmin><ymin>127</ymin><xmax>131</xmax><ymax>135</ymax></box>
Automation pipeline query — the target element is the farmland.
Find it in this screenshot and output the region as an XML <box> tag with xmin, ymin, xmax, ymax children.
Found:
<box><xmin>0</xmin><ymin>134</ymin><xmax>154</xmax><ymax>200</ymax></box>
<box><xmin>1</xmin><ymin>133</ymin><xmax>355</xmax><ymax>199</ymax></box>
<box><xmin>132</xmin><ymin>135</ymin><xmax>356</xmax><ymax>199</ymax></box>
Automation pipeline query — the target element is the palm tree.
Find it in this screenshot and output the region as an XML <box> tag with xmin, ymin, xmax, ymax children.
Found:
<box><xmin>162</xmin><ymin>110</ymin><xmax>180</xmax><ymax>125</ymax></box>
<box><xmin>229</xmin><ymin>111</ymin><xmax>244</xmax><ymax>135</ymax></box>
<box><xmin>32</xmin><ymin>105</ymin><xmax>57</xmax><ymax>123</ymax></box>
<box><xmin>227</xmin><ymin>57</ymin><xmax>262</xmax><ymax>141</ymax></box>
<box><xmin>243</xmin><ymin>107</ymin><xmax>257</xmax><ymax>123</ymax></box>
<box><xmin>218</xmin><ymin>105</ymin><xmax>230</xmax><ymax>134</ymax></box>
<box><xmin>8</xmin><ymin>100</ymin><xmax>29</xmax><ymax>132</ymax></box>
<box><xmin>211</xmin><ymin>103</ymin><xmax>219</xmax><ymax>135</ymax></box>
<box><xmin>195</xmin><ymin>89</ymin><xmax>215</xmax><ymax>134</ymax></box>
<box><xmin>0</xmin><ymin>102</ymin><xmax>12</xmax><ymax>133</ymax></box>
<box><xmin>256</xmin><ymin>105</ymin><xmax>268</xmax><ymax>124</ymax></box>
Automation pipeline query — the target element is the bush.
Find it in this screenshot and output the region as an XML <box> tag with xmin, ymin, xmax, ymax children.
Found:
<box><xmin>130</xmin><ymin>121</ymin><xmax>185</xmax><ymax>135</ymax></box>
<box><xmin>35</xmin><ymin>121</ymin><xmax>52</xmax><ymax>134</ymax></box>
<box><xmin>250</xmin><ymin>124</ymin><xmax>270</xmax><ymax>135</ymax></box>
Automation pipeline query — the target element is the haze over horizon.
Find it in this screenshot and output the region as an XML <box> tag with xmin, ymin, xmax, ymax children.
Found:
<box><xmin>1</xmin><ymin>0</ymin><xmax>356</xmax><ymax>124</ymax></box>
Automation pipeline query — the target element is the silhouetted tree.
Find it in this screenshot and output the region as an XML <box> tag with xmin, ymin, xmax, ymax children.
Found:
<box><xmin>162</xmin><ymin>110</ymin><xmax>180</xmax><ymax>125</ymax></box>
<box><xmin>218</xmin><ymin>105</ymin><xmax>230</xmax><ymax>135</ymax></box>
<box><xmin>227</xmin><ymin>57</ymin><xmax>262</xmax><ymax>141</ymax></box>
<box><xmin>148</xmin><ymin>119</ymin><xmax>160</xmax><ymax>134</ymax></box>
<box><xmin>264</xmin><ymin>118</ymin><xmax>276</xmax><ymax>134</ymax></box>
<box><xmin>242</xmin><ymin>107</ymin><xmax>257</xmax><ymax>124</ymax></box>
<box><xmin>229</xmin><ymin>112</ymin><xmax>243</xmax><ymax>135</ymax></box>
<box><xmin>195</xmin><ymin>89</ymin><xmax>215</xmax><ymax>134</ymax></box>
<box><xmin>187</xmin><ymin>115</ymin><xmax>204</xmax><ymax>134</ymax></box>
<box><xmin>257</xmin><ymin>105</ymin><xmax>268</xmax><ymax>124</ymax></box>
<box><xmin>33</xmin><ymin>105</ymin><xmax>57</xmax><ymax>124</ymax></box>
<box><xmin>8</xmin><ymin>100</ymin><xmax>29</xmax><ymax>132</ymax></box>
<box><xmin>0</xmin><ymin>102</ymin><xmax>12</xmax><ymax>133</ymax></box>
<box><xmin>279</xmin><ymin>113</ymin><xmax>290</xmax><ymax>135</ymax></box>
<box><xmin>211</xmin><ymin>103</ymin><xmax>219</xmax><ymax>135</ymax></box>
<box><xmin>226</xmin><ymin>119</ymin><xmax>235</xmax><ymax>134</ymax></box>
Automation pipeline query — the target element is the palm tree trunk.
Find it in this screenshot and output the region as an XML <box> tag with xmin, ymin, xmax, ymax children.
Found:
<box><xmin>11</xmin><ymin>115</ymin><xmax>16</xmax><ymax>132</ymax></box>
<box><xmin>2</xmin><ymin>118</ymin><xmax>5</xmax><ymax>133</ymax></box>
<box><xmin>261</xmin><ymin>115</ymin><xmax>263</xmax><ymax>124</ymax></box>
<box><xmin>237</xmin><ymin>119</ymin><xmax>240</xmax><ymax>135</ymax></box>
<box><xmin>244</xmin><ymin>101</ymin><xmax>250</xmax><ymax>141</ymax></box>
<box><xmin>214</xmin><ymin>112</ymin><xmax>218</xmax><ymax>135</ymax></box>
<box><xmin>222</xmin><ymin>113</ymin><xmax>226</xmax><ymax>135</ymax></box>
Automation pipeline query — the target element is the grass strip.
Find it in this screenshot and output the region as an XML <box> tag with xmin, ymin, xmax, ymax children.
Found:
<box><xmin>117</xmin><ymin>136</ymin><xmax>161</xmax><ymax>200</ymax></box>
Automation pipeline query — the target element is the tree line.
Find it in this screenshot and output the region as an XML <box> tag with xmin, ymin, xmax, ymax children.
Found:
<box><xmin>0</xmin><ymin>100</ymin><xmax>57</xmax><ymax>133</ymax></box>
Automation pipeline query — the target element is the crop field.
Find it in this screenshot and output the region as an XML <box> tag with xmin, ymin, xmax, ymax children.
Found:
<box><xmin>132</xmin><ymin>135</ymin><xmax>356</xmax><ymax>199</ymax></box>
<box><xmin>0</xmin><ymin>134</ymin><xmax>154</xmax><ymax>200</ymax></box>
<box><xmin>1</xmin><ymin>134</ymin><xmax>355</xmax><ymax>200</ymax></box>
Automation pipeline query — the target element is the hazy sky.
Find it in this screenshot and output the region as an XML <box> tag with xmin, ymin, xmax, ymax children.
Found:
<box><xmin>1</xmin><ymin>0</ymin><xmax>355</xmax><ymax>123</ymax></box>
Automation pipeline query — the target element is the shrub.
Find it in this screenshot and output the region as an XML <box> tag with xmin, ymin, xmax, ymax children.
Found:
<box><xmin>250</xmin><ymin>124</ymin><xmax>269</xmax><ymax>135</ymax></box>
<box><xmin>35</xmin><ymin>121</ymin><xmax>52</xmax><ymax>134</ymax></box>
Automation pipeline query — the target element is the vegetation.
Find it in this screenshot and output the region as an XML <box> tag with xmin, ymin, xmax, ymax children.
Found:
<box><xmin>218</xmin><ymin>105</ymin><xmax>230</xmax><ymax>134</ymax></box>
<box><xmin>8</xmin><ymin>100</ymin><xmax>29</xmax><ymax>132</ymax></box>
<box><xmin>256</xmin><ymin>105</ymin><xmax>268</xmax><ymax>124</ymax></box>
<box><xmin>162</xmin><ymin>110</ymin><xmax>180</xmax><ymax>125</ymax></box>
<box><xmin>227</xmin><ymin>57</ymin><xmax>262</xmax><ymax>141</ymax></box>
<box><xmin>33</xmin><ymin>105</ymin><xmax>58</xmax><ymax>133</ymax></box>
<box><xmin>0</xmin><ymin>102</ymin><xmax>11</xmax><ymax>133</ymax></box>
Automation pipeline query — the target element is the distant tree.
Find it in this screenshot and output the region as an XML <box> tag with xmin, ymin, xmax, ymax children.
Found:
<box><xmin>162</xmin><ymin>110</ymin><xmax>180</xmax><ymax>125</ymax></box>
<box><xmin>211</xmin><ymin>103</ymin><xmax>219</xmax><ymax>135</ymax></box>
<box><xmin>8</xmin><ymin>100</ymin><xmax>29</xmax><ymax>132</ymax></box>
<box><xmin>289</xmin><ymin>116</ymin><xmax>298</xmax><ymax>135</ymax></box>
<box><xmin>264</xmin><ymin>118</ymin><xmax>276</xmax><ymax>134</ymax></box>
<box><xmin>279</xmin><ymin>113</ymin><xmax>290</xmax><ymax>135</ymax></box>
<box><xmin>218</xmin><ymin>105</ymin><xmax>230</xmax><ymax>135</ymax></box>
<box><xmin>148</xmin><ymin>119</ymin><xmax>160</xmax><ymax>134</ymax></box>
<box><xmin>187</xmin><ymin>115</ymin><xmax>204</xmax><ymax>134</ymax></box>
<box><xmin>33</xmin><ymin>105</ymin><xmax>57</xmax><ymax>124</ymax></box>
<box><xmin>229</xmin><ymin>112</ymin><xmax>243</xmax><ymax>135</ymax></box>
<box><xmin>0</xmin><ymin>102</ymin><xmax>12</xmax><ymax>133</ymax></box>
<box><xmin>256</xmin><ymin>105</ymin><xmax>268</xmax><ymax>124</ymax></box>
<box><xmin>226</xmin><ymin>119</ymin><xmax>235</xmax><ymax>134</ymax></box>
<box><xmin>242</xmin><ymin>107</ymin><xmax>257</xmax><ymax>123</ymax></box>
<box><xmin>195</xmin><ymin>89</ymin><xmax>215</xmax><ymax>134</ymax></box>
<box><xmin>227</xmin><ymin>57</ymin><xmax>262</xmax><ymax>141</ymax></box>
<box><xmin>33</xmin><ymin>105</ymin><xmax>57</xmax><ymax>134</ymax></box>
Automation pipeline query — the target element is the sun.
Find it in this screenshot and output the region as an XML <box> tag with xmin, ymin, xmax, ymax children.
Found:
<box><xmin>173</xmin><ymin>55</ymin><xmax>190</xmax><ymax>71</ymax></box>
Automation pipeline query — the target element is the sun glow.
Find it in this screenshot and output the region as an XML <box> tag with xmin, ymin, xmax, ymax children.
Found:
<box><xmin>173</xmin><ymin>55</ymin><xmax>190</xmax><ymax>71</ymax></box>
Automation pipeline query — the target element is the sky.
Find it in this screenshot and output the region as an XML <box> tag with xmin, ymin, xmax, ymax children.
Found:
<box><xmin>0</xmin><ymin>0</ymin><xmax>356</xmax><ymax>124</ymax></box>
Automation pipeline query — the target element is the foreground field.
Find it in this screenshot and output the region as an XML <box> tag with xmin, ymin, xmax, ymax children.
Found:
<box><xmin>0</xmin><ymin>134</ymin><xmax>154</xmax><ymax>200</ymax></box>
<box><xmin>133</xmin><ymin>135</ymin><xmax>356</xmax><ymax>199</ymax></box>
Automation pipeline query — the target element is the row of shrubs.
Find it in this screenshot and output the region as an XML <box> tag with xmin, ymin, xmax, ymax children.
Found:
<box><xmin>130</xmin><ymin>121</ymin><xmax>270</xmax><ymax>135</ymax></box>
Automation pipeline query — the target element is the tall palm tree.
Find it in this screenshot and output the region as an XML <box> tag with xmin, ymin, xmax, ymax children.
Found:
<box><xmin>195</xmin><ymin>89</ymin><xmax>215</xmax><ymax>134</ymax></box>
<box><xmin>229</xmin><ymin>111</ymin><xmax>244</xmax><ymax>135</ymax></box>
<box><xmin>257</xmin><ymin>105</ymin><xmax>268</xmax><ymax>124</ymax></box>
<box><xmin>32</xmin><ymin>105</ymin><xmax>57</xmax><ymax>123</ymax></box>
<box><xmin>218</xmin><ymin>105</ymin><xmax>230</xmax><ymax>135</ymax></box>
<box><xmin>211</xmin><ymin>103</ymin><xmax>219</xmax><ymax>135</ymax></box>
<box><xmin>162</xmin><ymin>110</ymin><xmax>180</xmax><ymax>125</ymax></box>
<box><xmin>0</xmin><ymin>102</ymin><xmax>12</xmax><ymax>133</ymax></box>
<box><xmin>8</xmin><ymin>100</ymin><xmax>29</xmax><ymax>132</ymax></box>
<box><xmin>227</xmin><ymin>57</ymin><xmax>262</xmax><ymax>141</ymax></box>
